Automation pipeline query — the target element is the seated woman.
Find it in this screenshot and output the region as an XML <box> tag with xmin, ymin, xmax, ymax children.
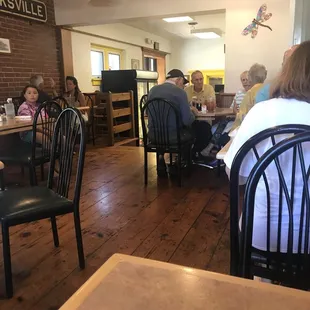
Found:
<box><xmin>63</xmin><ymin>76</ymin><xmax>86</xmax><ymax>107</ymax></box>
<box><xmin>224</xmin><ymin>41</ymin><xmax>310</xmax><ymax>252</ymax></box>
<box><xmin>18</xmin><ymin>85</ymin><xmax>48</xmax><ymax>145</ymax></box>
<box><xmin>230</xmin><ymin>63</ymin><xmax>267</xmax><ymax>132</ymax></box>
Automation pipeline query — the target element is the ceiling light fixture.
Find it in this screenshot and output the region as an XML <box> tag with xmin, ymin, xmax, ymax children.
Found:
<box><xmin>191</xmin><ymin>28</ymin><xmax>222</xmax><ymax>39</ymax></box>
<box><xmin>163</xmin><ymin>16</ymin><xmax>193</xmax><ymax>23</ymax></box>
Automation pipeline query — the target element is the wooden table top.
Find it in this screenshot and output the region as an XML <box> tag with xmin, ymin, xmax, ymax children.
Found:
<box><xmin>0</xmin><ymin>117</ymin><xmax>33</xmax><ymax>136</ymax></box>
<box><xmin>0</xmin><ymin>107</ymin><xmax>89</xmax><ymax>136</ymax></box>
<box><xmin>60</xmin><ymin>254</ymin><xmax>310</xmax><ymax>310</ymax></box>
<box><xmin>216</xmin><ymin>139</ymin><xmax>232</xmax><ymax>160</ymax></box>
<box><xmin>196</xmin><ymin>107</ymin><xmax>234</xmax><ymax>120</ymax></box>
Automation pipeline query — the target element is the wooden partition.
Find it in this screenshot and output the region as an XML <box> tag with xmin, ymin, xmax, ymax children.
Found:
<box><xmin>216</xmin><ymin>93</ymin><xmax>236</xmax><ymax>108</ymax></box>
<box><xmin>95</xmin><ymin>91</ymin><xmax>135</xmax><ymax>146</ymax></box>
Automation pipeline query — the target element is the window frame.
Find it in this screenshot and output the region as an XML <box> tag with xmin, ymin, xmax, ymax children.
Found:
<box><xmin>90</xmin><ymin>44</ymin><xmax>123</xmax><ymax>86</ymax></box>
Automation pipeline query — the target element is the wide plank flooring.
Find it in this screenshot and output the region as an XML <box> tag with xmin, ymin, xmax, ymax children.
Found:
<box><xmin>0</xmin><ymin>145</ymin><xmax>230</xmax><ymax>309</ymax></box>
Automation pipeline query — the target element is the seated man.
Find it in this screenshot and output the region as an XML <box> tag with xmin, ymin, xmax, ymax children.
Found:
<box><xmin>148</xmin><ymin>69</ymin><xmax>212</xmax><ymax>175</ymax></box>
<box><xmin>185</xmin><ymin>70</ymin><xmax>215</xmax><ymax>104</ymax></box>
<box><xmin>30</xmin><ymin>75</ymin><xmax>57</xmax><ymax>104</ymax></box>
<box><xmin>231</xmin><ymin>63</ymin><xmax>267</xmax><ymax>131</ymax></box>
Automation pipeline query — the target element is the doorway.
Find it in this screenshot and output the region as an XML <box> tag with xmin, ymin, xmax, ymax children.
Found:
<box><xmin>142</xmin><ymin>48</ymin><xmax>167</xmax><ymax>84</ymax></box>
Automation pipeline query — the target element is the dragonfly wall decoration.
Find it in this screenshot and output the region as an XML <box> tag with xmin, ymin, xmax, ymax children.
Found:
<box><xmin>242</xmin><ymin>4</ymin><xmax>272</xmax><ymax>39</ymax></box>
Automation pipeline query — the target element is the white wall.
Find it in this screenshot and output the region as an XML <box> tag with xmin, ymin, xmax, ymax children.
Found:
<box><xmin>225</xmin><ymin>0</ymin><xmax>293</xmax><ymax>92</ymax></box>
<box><xmin>57</xmin><ymin>0</ymin><xmax>294</xmax><ymax>93</ymax></box>
<box><xmin>170</xmin><ymin>38</ymin><xmax>225</xmax><ymax>73</ymax></box>
<box><xmin>71</xmin><ymin>23</ymin><xmax>171</xmax><ymax>92</ymax></box>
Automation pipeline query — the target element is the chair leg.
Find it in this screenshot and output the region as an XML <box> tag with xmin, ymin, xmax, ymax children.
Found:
<box><xmin>2</xmin><ymin>222</ymin><xmax>13</xmax><ymax>298</ymax></box>
<box><xmin>40</xmin><ymin>164</ymin><xmax>44</xmax><ymax>181</ymax></box>
<box><xmin>51</xmin><ymin>217</ymin><xmax>59</xmax><ymax>247</ymax></box>
<box><xmin>29</xmin><ymin>165</ymin><xmax>37</xmax><ymax>186</ymax></box>
<box><xmin>73</xmin><ymin>211</ymin><xmax>85</xmax><ymax>269</ymax></box>
<box><xmin>92</xmin><ymin>123</ymin><xmax>95</xmax><ymax>146</ymax></box>
<box><xmin>0</xmin><ymin>169</ymin><xmax>5</xmax><ymax>191</ymax></box>
<box><xmin>144</xmin><ymin>149</ymin><xmax>148</xmax><ymax>185</ymax></box>
<box><xmin>20</xmin><ymin>165</ymin><xmax>25</xmax><ymax>176</ymax></box>
<box><xmin>217</xmin><ymin>160</ymin><xmax>221</xmax><ymax>177</ymax></box>
<box><xmin>178</xmin><ymin>152</ymin><xmax>182</xmax><ymax>187</ymax></box>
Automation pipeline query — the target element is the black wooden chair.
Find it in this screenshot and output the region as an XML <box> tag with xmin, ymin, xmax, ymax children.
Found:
<box><xmin>141</xmin><ymin>98</ymin><xmax>193</xmax><ymax>187</ymax></box>
<box><xmin>0</xmin><ymin>101</ymin><xmax>62</xmax><ymax>185</ymax></box>
<box><xmin>240</xmin><ymin>131</ymin><xmax>310</xmax><ymax>289</ymax></box>
<box><xmin>83</xmin><ymin>93</ymin><xmax>96</xmax><ymax>145</ymax></box>
<box><xmin>0</xmin><ymin>107</ymin><xmax>86</xmax><ymax>298</ymax></box>
<box><xmin>229</xmin><ymin>124</ymin><xmax>310</xmax><ymax>277</ymax></box>
<box><xmin>12</xmin><ymin>96</ymin><xmax>23</xmax><ymax>115</ymax></box>
<box><xmin>53</xmin><ymin>96</ymin><xmax>69</xmax><ymax>109</ymax></box>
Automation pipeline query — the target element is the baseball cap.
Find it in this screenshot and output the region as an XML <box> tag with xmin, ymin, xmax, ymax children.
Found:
<box><xmin>166</xmin><ymin>69</ymin><xmax>189</xmax><ymax>85</ymax></box>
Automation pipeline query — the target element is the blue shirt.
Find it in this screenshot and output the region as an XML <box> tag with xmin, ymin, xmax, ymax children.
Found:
<box><xmin>255</xmin><ymin>83</ymin><xmax>270</xmax><ymax>104</ymax></box>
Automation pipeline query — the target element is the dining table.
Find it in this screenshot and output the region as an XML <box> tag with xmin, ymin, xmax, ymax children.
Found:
<box><xmin>0</xmin><ymin>106</ymin><xmax>90</xmax><ymax>136</ymax></box>
<box><xmin>195</xmin><ymin>107</ymin><xmax>234</xmax><ymax>121</ymax></box>
<box><xmin>60</xmin><ymin>253</ymin><xmax>310</xmax><ymax>310</ymax></box>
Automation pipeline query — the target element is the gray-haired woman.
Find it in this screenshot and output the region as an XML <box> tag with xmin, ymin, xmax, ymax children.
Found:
<box><xmin>230</xmin><ymin>63</ymin><xmax>267</xmax><ymax>131</ymax></box>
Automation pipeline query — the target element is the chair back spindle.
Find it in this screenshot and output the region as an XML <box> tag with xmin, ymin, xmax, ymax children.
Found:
<box><xmin>48</xmin><ymin>108</ymin><xmax>86</xmax><ymax>206</ymax></box>
<box><xmin>241</xmin><ymin>131</ymin><xmax>310</xmax><ymax>289</ymax></box>
<box><xmin>230</xmin><ymin>124</ymin><xmax>310</xmax><ymax>276</ymax></box>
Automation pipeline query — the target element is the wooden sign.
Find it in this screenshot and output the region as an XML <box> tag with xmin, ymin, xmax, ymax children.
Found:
<box><xmin>0</xmin><ymin>0</ymin><xmax>47</xmax><ymax>23</ymax></box>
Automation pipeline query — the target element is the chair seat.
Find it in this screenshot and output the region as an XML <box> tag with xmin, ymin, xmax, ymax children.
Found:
<box><xmin>0</xmin><ymin>187</ymin><xmax>73</xmax><ymax>224</ymax></box>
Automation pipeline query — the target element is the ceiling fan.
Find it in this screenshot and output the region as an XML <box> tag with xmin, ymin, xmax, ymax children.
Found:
<box><xmin>89</xmin><ymin>0</ymin><xmax>122</xmax><ymax>6</ymax></box>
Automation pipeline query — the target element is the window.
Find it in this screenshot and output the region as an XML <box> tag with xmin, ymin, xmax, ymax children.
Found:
<box><xmin>90</xmin><ymin>44</ymin><xmax>123</xmax><ymax>85</ymax></box>
<box><xmin>91</xmin><ymin>50</ymin><xmax>104</xmax><ymax>77</ymax></box>
<box><xmin>108</xmin><ymin>53</ymin><xmax>120</xmax><ymax>70</ymax></box>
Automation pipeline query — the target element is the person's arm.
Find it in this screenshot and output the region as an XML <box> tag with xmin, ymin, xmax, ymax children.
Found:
<box><xmin>179</xmin><ymin>91</ymin><xmax>195</xmax><ymax>126</ymax></box>
<box><xmin>78</xmin><ymin>92</ymin><xmax>86</xmax><ymax>107</ymax></box>
<box><xmin>230</xmin><ymin>92</ymin><xmax>250</xmax><ymax>132</ymax></box>
<box><xmin>17</xmin><ymin>104</ymin><xmax>30</xmax><ymax>116</ymax></box>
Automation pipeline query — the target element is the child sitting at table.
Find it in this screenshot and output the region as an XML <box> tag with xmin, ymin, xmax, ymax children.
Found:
<box><xmin>18</xmin><ymin>85</ymin><xmax>48</xmax><ymax>145</ymax></box>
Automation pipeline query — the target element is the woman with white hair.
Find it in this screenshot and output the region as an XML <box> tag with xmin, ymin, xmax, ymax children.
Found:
<box><xmin>231</xmin><ymin>63</ymin><xmax>267</xmax><ymax>131</ymax></box>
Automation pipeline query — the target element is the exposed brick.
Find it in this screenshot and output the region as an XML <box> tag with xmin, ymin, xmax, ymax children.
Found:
<box><xmin>0</xmin><ymin>0</ymin><xmax>62</xmax><ymax>102</ymax></box>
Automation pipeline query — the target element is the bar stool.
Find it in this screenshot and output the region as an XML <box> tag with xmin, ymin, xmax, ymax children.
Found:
<box><xmin>0</xmin><ymin>161</ymin><xmax>5</xmax><ymax>191</ymax></box>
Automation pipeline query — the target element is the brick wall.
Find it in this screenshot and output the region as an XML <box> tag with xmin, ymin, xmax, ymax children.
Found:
<box><xmin>0</xmin><ymin>0</ymin><xmax>62</xmax><ymax>102</ymax></box>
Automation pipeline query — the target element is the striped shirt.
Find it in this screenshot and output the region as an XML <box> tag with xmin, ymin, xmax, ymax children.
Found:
<box><xmin>230</xmin><ymin>89</ymin><xmax>246</xmax><ymax>109</ymax></box>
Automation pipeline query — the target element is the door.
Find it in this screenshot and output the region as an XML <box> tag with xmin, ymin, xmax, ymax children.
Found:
<box><xmin>142</xmin><ymin>48</ymin><xmax>167</xmax><ymax>84</ymax></box>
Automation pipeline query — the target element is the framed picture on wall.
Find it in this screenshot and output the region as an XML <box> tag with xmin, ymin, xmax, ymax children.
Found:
<box><xmin>131</xmin><ymin>59</ymin><xmax>140</xmax><ymax>70</ymax></box>
<box><xmin>0</xmin><ymin>38</ymin><xmax>11</xmax><ymax>54</ymax></box>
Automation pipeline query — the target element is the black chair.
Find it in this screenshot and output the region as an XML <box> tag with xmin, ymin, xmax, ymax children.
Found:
<box><xmin>83</xmin><ymin>93</ymin><xmax>96</xmax><ymax>145</ymax></box>
<box><xmin>12</xmin><ymin>96</ymin><xmax>23</xmax><ymax>115</ymax></box>
<box><xmin>52</xmin><ymin>96</ymin><xmax>69</xmax><ymax>109</ymax></box>
<box><xmin>0</xmin><ymin>107</ymin><xmax>86</xmax><ymax>298</ymax></box>
<box><xmin>240</xmin><ymin>131</ymin><xmax>310</xmax><ymax>289</ymax></box>
<box><xmin>230</xmin><ymin>124</ymin><xmax>310</xmax><ymax>276</ymax></box>
<box><xmin>0</xmin><ymin>101</ymin><xmax>62</xmax><ymax>185</ymax></box>
<box><xmin>141</xmin><ymin>98</ymin><xmax>193</xmax><ymax>187</ymax></box>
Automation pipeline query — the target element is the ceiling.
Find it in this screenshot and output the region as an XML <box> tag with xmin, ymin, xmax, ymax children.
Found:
<box><xmin>124</xmin><ymin>11</ymin><xmax>226</xmax><ymax>39</ymax></box>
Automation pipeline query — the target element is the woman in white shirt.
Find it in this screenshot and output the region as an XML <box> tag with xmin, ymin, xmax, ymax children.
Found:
<box><xmin>224</xmin><ymin>40</ymin><xmax>310</xmax><ymax>252</ymax></box>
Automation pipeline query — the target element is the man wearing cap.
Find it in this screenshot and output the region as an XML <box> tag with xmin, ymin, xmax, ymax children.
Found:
<box><xmin>185</xmin><ymin>71</ymin><xmax>215</xmax><ymax>103</ymax></box>
<box><xmin>148</xmin><ymin>69</ymin><xmax>212</xmax><ymax>176</ymax></box>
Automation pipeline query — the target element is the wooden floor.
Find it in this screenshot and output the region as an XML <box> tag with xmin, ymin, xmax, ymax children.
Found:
<box><xmin>0</xmin><ymin>145</ymin><xmax>230</xmax><ymax>309</ymax></box>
